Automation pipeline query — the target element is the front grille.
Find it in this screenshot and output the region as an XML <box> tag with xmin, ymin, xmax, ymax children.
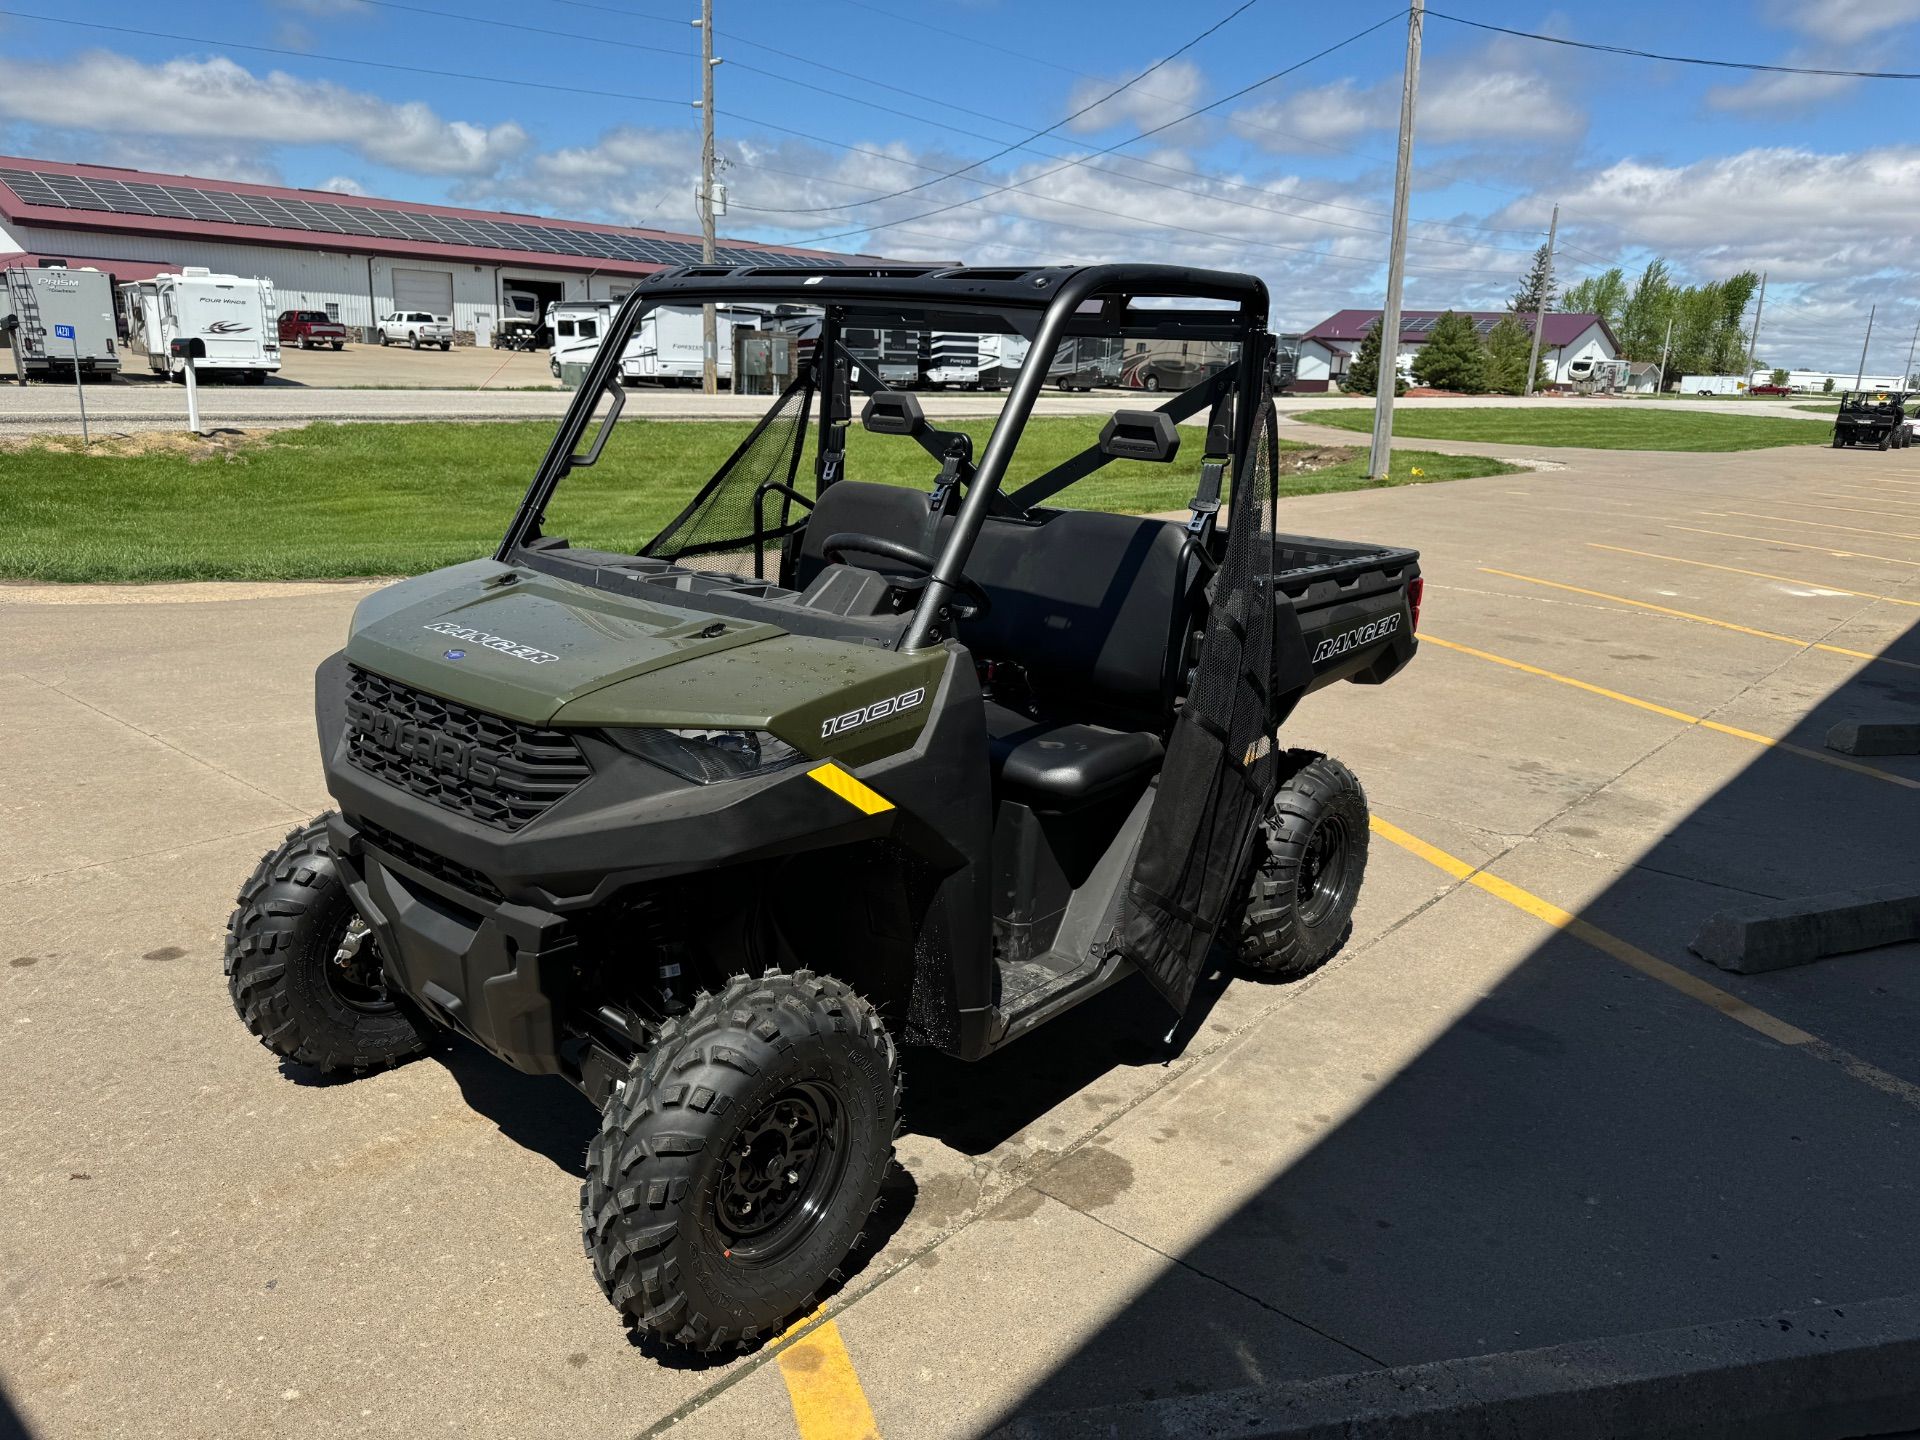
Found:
<box><xmin>357</xmin><ymin>819</ymin><xmax>504</xmax><ymax>904</ymax></box>
<box><xmin>343</xmin><ymin>666</ymin><xmax>591</xmax><ymax>831</ymax></box>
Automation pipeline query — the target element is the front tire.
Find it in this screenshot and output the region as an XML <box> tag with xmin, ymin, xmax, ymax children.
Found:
<box><xmin>225</xmin><ymin>816</ymin><xmax>430</xmax><ymax>1076</ymax></box>
<box><xmin>1237</xmin><ymin>752</ymin><xmax>1369</xmax><ymax>982</ymax></box>
<box><xmin>582</xmin><ymin>971</ymin><xmax>899</xmax><ymax>1352</ymax></box>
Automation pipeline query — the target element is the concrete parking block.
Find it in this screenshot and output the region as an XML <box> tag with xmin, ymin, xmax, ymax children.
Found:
<box><xmin>1692</xmin><ymin>882</ymin><xmax>1920</xmax><ymax>974</ymax></box>
<box><xmin>1827</xmin><ymin>720</ymin><xmax>1920</xmax><ymax>755</ymax></box>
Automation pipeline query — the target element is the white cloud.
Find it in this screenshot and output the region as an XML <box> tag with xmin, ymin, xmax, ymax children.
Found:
<box><xmin>318</xmin><ymin>175</ymin><xmax>366</xmax><ymax>195</ymax></box>
<box><xmin>1232</xmin><ymin>54</ymin><xmax>1582</xmax><ymax>150</ymax></box>
<box><xmin>0</xmin><ymin>52</ymin><xmax>527</xmax><ymax>178</ymax></box>
<box><xmin>1063</xmin><ymin>60</ymin><xmax>1208</xmax><ymax>137</ymax></box>
<box><xmin>1763</xmin><ymin>0</ymin><xmax>1920</xmax><ymax>43</ymax></box>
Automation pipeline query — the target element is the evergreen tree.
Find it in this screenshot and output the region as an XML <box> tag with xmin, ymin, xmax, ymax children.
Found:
<box><xmin>1511</xmin><ymin>241</ymin><xmax>1556</xmax><ymax>314</ymax></box>
<box><xmin>1344</xmin><ymin>319</ymin><xmax>1385</xmax><ymax>393</ymax></box>
<box><xmin>1484</xmin><ymin>314</ymin><xmax>1545</xmax><ymax>394</ymax></box>
<box><xmin>1411</xmin><ymin>311</ymin><xmax>1488</xmax><ymax>393</ymax></box>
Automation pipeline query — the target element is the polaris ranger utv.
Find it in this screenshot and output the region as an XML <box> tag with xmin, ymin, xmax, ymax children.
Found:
<box><xmin>224</xmin><ymin>263</ymin><xmax>1421</xmax><ymax>1351</ymax></box>
<box><xmin>1833</xmin><ymin>390</ymin><xmax>1910</xmax><ymax>449</ymax></box>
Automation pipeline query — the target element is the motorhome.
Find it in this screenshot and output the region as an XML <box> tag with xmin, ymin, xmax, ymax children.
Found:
<box><xmin>924</xmin><ymin>331</ymin><xmax>1031</xmax><ymax>389</ymax></box>
<box><xmin>548</xmin><ymin>301</ymin><xmax>764</xmax><ymax>385</ymax></box>
<box><xmin>122</xmin><ymin>268</ymin><xmax>280</xmax><ymax>383</ymax></box>
<box><xmin>2</xmin><ymin>262</ymin><xmax>120</xmax><ymax>383</ymax></box>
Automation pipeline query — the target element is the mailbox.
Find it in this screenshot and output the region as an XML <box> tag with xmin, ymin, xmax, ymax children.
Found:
<box><xmin>170</xmin><ymin>337</ymin><xmax>206</xmax><ymax>360</ymax></box>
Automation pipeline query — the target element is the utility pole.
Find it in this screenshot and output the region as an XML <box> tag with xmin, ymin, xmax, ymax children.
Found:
<box><xmin>1904</xmin><ymin>312</ymin><xmax>1920</xmax><ymax>388</ymax></box>
<box><xmin>696</xmin><ymin>0</ymin><xmax>718</xmax><ymax>395</ymax></box>
<box><xmin>1746</xmin><ymin>271</ymin><xmax>1767</xmax><ymax>379</ymax></box>
<box><xmin>1855</xmin><ymin>303</ymin><xmax>1876</xmax><ymax>389</ymax></box>
<box><xmin>1522</xmin><ymin>202</ymin><xmax>1557</xmax><ymax>398</ymax></box>
<box><xmin>1368</xmin><ymin>0</ymin><xmax>1422</xmax><ymax>481</ymax></box>
<box><xmin>1655</xmin><ymin>315</ymin><xmax>1673</xmax><ymax>395</ymax></box>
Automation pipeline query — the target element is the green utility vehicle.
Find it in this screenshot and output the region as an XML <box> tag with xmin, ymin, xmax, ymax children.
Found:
<box><xmin>223</xmin><ymin>263</ymin><xmax>1422</xmax><ymax>1351</ymax></box>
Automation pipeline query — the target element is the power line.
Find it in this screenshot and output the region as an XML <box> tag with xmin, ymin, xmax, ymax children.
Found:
<box><xmin>791</xmin><ymin>10</ymin><xmax>1410</xmax><ymax>245</ymax></box>
<box><xmin>763</xmin><ymin>0</ymin><xmax>1266</xmax><ymax>215</ymax></box>
<box><xmin>1427</xmin><ymin>11</ymin><xmax>1920</xmax><ymax>80</ymax></box>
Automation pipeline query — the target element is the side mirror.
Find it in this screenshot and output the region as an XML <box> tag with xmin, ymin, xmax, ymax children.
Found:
<box><xmin>861</xmin><ymin>390</ymin><xmax>925</xmax><ymax>437</ymax></box>
<box><xmin>0</xmin><ymin>314</ymin><xmax>16</xmax><ymax>335</ymax></box>
<box><xmin>1100</xmin><ymin>410</ymin><xmax>1181</xmax><ymax>463</ymax></box>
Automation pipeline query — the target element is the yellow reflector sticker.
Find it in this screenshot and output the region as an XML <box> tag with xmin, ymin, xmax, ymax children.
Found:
<box><xmin>807</xmin><ymin>762</ymin><xmax>894</xmax><ymax>815</ymax></box>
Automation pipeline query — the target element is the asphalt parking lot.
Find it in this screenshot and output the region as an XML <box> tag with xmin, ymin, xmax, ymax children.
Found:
<box><xmin>5</xmin><ymin>438</ymin><xmax>1920</xmax><ymax>1438</ymax></box>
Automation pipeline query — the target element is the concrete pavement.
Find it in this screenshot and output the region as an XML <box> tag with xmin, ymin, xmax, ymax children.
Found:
<box><xmin>5</xmin><ymin>440</ymin><xmax>1920</xmax><ymax>1437</ymax></box>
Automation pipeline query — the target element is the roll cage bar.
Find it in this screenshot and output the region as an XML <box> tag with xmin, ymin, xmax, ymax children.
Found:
<box><xmin>498</xmin><ymin>262</ymin><xmax>1272</xmax><ymax>652</ymax></box>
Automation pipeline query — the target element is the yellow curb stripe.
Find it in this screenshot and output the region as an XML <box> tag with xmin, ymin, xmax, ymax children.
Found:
<box><xmin>1369</xmin><ymin>816</ymin><xmax>1817</xmax><ymax>1046</ymax></box>
<box><xmin>1420</xmin><ymin>633</ymin><xmax>1920</xmax><ymax>790</ymax></box>
<box><xmin>776</xmin><ymin>1316</ymin><xmax>882</xmax><ymax>1440</ymax></box>
<box><xmin>808</xmin><ymin>762</ymin><xmax>894</xmax><ymax>815</ymax></box>
<box><xmin>1713</xmin><ymin>510</ymin><xmax>1920</xmax><ymax>543</ymax></box>
<box><xmin>1587</xmin><ymin>544</ymin><xmax>1920</xmax><ymax>608</ymax></box>
<box><xmin>1479</xmin><ymin>567</ymin><xmax>1920</xmax><ymax>672</ymax></box>
<box><xmin>1667</xmin><ymin>525</ymin><xmax>1920</xmax><ymax>569</ymax></box>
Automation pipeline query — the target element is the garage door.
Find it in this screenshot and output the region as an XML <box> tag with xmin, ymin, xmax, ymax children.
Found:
<box><xmin>392</xmin><ymin>267</ymin><xmax>453</xmax><ymax>316</ymax></box>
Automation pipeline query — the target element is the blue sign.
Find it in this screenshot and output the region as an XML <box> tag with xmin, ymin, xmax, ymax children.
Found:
<box><xmin>53</xmin><ymin>324</ymin><xmax>74</xmax><ymax>340</ymax></box>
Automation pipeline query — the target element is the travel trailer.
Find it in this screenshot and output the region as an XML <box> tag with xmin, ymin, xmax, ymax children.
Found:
<box><xmin>121</xmin><ymin>268</ymin><xmax>280</xmax><ymax>383</ymax></box>
<box><xmin>924</xmin><ymin>331</ymin><xmax>1031</xmax><ymax>389</ymax></box>
<box><xmin>1</xmin><ymin>262</ymin><xmax>120</xmax><ymax>383</ymax></box>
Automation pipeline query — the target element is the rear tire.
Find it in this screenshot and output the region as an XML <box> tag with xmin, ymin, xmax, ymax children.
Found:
<box><xmin>225</xmin><ymin>815</ymin><xmax>430</xmax><ymax>1076</ymax></box>
<box><xmin>332</xmin><ymin>341</ymin><xmax>344</xmax><ymax>351</ymax></box>
<box><xmin>377</xmin><ymin>330</ymin><xmax>388</xmax><ymax>347</ymax></box>
<box><xmin>1237</xmin><ymin>752</ymin><xmax>1369</xmax><ymax>982</ymax></box>
<box><xmin>410</xmin><ymin>333</ymin><xmax>420</xmax><ymax>350</ymax></box>
<box><xmin>582</xmin><ymin>970</ymin><xmax>899</xmax><ymax>1352</ymax></box>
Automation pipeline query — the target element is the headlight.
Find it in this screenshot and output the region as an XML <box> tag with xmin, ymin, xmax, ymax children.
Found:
<box><xmin>606</xmin><ymin>728</ymin><xmax>804</xmax><ymax>785</ymax></box>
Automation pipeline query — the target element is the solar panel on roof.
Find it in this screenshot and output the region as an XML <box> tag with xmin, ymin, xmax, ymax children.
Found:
<box><xmin>0</xmin><ymin>165</ymin><xmax>849</xmax><ymax>270</ymax></box>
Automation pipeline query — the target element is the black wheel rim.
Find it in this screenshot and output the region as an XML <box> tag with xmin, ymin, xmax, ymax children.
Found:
<box><xmin>1296</xmin><ymin>815</ymin><xmax>1355</xmax><ymax>927</ymax></box>
<box><xmin>713</xmin><ymin>1081</ymin><xmax>849</xmax><ymax>1265</ymax></box>
<box><xmin>327</xmin><ymin>917</ymin><xmax>396</xmax><ymax>1013</ymax></box>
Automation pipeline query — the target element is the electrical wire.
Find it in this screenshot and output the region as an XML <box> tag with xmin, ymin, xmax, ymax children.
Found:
<box><xmin>1427</xmin><ymin>11</ymin><xmax>1920</xmax><ymax>80</ymax></box>
<box><xmin>787</xmin><ymin>10</ymin><xmax>1409</xmax><ymax>246</ymax></box>
<box><xmin>756</xmin><ymin>0</ymin><xmax>1267</xmax><ymax>215</ymax></box>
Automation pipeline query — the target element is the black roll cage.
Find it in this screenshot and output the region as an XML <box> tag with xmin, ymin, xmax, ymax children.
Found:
<box><xmin>497</xmin><ymin>262</ymin><xmax>1271</xmax><ymax>651</ymax></box>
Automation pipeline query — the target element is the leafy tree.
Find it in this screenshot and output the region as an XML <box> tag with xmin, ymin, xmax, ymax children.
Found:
<box><xmin>1411</xmin><ymin>311</ymin><xmax>1488</xmax><ymax>393</ymax></box>
<box><xmin>1562</xmin><ymin>267</ymin><xmax>1628</xmax><ymax>331</ymax></box>
<box><xmin>1344</xmin><ymin>319</ymin><xmax>1385</xmax><ymax>394</ymax></box>
<box><xmin>1484</xmin><ymin>314</ymin><xmax>1547</xmax><ymax>394</ymax></box>
<box><xmin>1771</xmin><ymin>368</ymin><xmax>1789</xmax><ymax>385</ymax></box>
<box><xmin>1511</xmin><ymin>241</ymin><xmax>1556</xmax><ymax>314</ymax></box>
<box><xmin>1823</xmin><ymin>377</ymin><xmax>1835</xmax><ymax>394</ymax></box>
<box><xmin>1617</xmin><ymin>258</ymin><xmax>1675</xmax><ymax>363</ymax></box>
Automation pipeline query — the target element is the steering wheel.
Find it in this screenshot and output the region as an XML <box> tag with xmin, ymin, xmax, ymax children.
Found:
<box><xmin>821</xmin><ymin>533</ymin><xmax>990</xmax><ymax>617</ymax></box>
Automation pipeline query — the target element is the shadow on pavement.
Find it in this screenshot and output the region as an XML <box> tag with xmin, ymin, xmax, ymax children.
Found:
<box><xmin>433</xmin><ymin>1035</ymin><xmax>598</xmax><ymax>1175</ymax></box>
<box><xmin>0</xmin><ymin>1379</ymin><xmax>36</xmax><ymax>1440</ymax></box>
<box><xmin>993</xmin><ymin>613</ymin><xmax>1920</xmax><ymax>1424</ymax></box>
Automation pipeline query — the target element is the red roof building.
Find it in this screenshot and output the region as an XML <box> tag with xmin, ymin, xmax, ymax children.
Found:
<box><xmin>1290</xmin><ymin>308</ymin><xmax>1621</xmax><ymax>392</ymax></box>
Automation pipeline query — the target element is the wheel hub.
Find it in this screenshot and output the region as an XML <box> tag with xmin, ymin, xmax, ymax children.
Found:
<box><xmin>714</xmin><ymin>1082</ymin><xmax>847</xmax><ymax>1262</ymax></box>
<box><xmin>328</xmin><ymin>918</ymin><xmax>394</xmax><ymax>1012</ymax></box>
<box><xmin>1296</xmin><ymin>815</ymin><xmax>1352</xmax><ymax>925</ymax></box>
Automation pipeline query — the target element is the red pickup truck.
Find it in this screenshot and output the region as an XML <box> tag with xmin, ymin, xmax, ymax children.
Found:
<box><xmin>278</xmin><ymin>310</ymin><xmax>347</xmax><ymax>350</ymax></box>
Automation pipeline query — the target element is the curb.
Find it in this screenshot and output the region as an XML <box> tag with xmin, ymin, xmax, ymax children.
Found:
<box><xmin>1827</xmin><ymin>721</ymin><xmax>1920</xmax><ymax>757</ymax></box>
<box><xmin>991</xmin><ymin>1293</ymin><xmax>1920</xmax><ymax>1440</ymax></box>
<box><xmin>1690</xmin><ymin>884</ymin><xmax>1920</xmax><ymax>973</ymax></box>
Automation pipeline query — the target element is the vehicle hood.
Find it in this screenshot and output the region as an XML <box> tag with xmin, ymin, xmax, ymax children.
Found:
<box><xmin>344</xmin><ymin>560</ymin><xmax>784</xmax><ymax>725</ymax></box>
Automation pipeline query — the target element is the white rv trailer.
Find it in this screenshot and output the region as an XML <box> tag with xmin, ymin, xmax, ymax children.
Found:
<box><xmin>1</xmin><ymin>262</ymin><xmax>121</xmax><ymax>383</ymax></box>
<box><xmin>121</xmin><ymin>268</ymin><xmax>280</xmax><ymax>383</ymax></box>
<box><xmin>924</xmin><ymin>331</ymin><xmax>1032</xmax><ymax>389</ymax></box>
<box><xmin>548</xmin><ymin>301</ymin><xmax>768</xmax><ymax>385</ymax></box>
<box><xmin>1678</xmin><ymin>374</ymin><xmax>1748</xmax><ymax>396</ymax></box>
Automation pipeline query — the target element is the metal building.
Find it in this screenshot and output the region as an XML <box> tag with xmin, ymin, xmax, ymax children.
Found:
<box><xmin>0</xmin><ymin>154</ymin><xmax>900</xmax><ymax>344</ymax></box>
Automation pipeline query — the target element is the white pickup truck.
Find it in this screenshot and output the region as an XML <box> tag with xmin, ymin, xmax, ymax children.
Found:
<box><xmin>376</xmin><ymin>311</ymin><xmax>453</xmax><ymax>351</ymax></box>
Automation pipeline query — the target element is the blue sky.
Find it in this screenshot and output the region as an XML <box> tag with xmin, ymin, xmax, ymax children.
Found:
<box><xmin>2</xmin><ymin>0</ymin><xmax>1918</xmax><ymax>368</ymax></box>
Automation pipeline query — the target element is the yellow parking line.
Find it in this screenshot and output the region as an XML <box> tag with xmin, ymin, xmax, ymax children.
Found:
<box><xmin>777</xmin><ymin>1314</ymin><xmax>881</xmax><ymax>1440</ymax></box>
<box><xmin>1420</xmin><ymin>633</ymin><xmax>1920</xmax><ymax>790</ymax></box>
<box><xmin>1479</xmin><ymin>567</ymin><xmax>1920</xmax><ymax>672</ymax></box>
<box><xmin>1769</xmin><ymin>498</ymin><xmax>1920</xmax><ymax>522</ymax></box>
<box><xmin>1668</xmin><ymin>525</ymin><xmax>1920</xmax><ymax>569</ymax></box>
<box><xmin>1712</xmin><ymin>510</ymin><xmax>1920</xmax><ymax>543</ymax></box>
<box><xmin>1587</xmin><ymin>544</ymin><xmax>1920</xmax><ymax>607</ymax></box>
<box><xmin>1370</xmin><ymin>816</ymin><xmax>1920</xmax><ymax>1114</ymax></box>
<box><xmin>1813</xmin><ymin>490</ymin><xmax>1920</xmax><ymax>508</ymax></box>
<box><xmin>1369</xmin><ymin>816</ymin><xmax>1812</xmax><ymax>1045</ymax></box>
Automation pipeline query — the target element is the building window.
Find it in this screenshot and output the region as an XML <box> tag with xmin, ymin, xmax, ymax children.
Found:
<box><xmin>325</xmin><ymin>303</ymin><xmax>340</xmax><ymax>321</ymax></box>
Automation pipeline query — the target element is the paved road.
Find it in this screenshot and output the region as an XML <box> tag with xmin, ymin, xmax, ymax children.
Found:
<box><xmin>0</xmin><ymin>370</ymin><xmax>1827</xmax><ymax>435</ymax></box>
<box><xmin>4</xmin><ymin>442</ymin><xmax>1919</xmax><ymax>1438</ymax></box>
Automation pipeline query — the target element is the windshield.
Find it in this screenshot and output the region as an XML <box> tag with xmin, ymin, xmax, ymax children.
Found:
<box><xmin>522</xmin><ymin>289</ymin><xmax>1250</xmax><ymax>589</ymax></box>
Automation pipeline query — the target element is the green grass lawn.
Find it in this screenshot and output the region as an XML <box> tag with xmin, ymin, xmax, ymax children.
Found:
<box><xmin>0</xmin><ymin>417</ymin><xmax>1518</xmax><ymax>583</ymax></box>
<box><xmin>1298</xmin><ymin>405</ymin><xmax>1834</xmax><ymax>451</ymax></box>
